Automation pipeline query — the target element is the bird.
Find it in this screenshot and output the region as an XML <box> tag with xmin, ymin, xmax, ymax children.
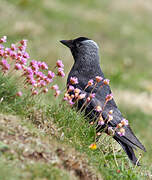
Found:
<box><xmin>60</xmin><ymin>37</ymin><xmax>146</xmax><ymax>165</ymax></box>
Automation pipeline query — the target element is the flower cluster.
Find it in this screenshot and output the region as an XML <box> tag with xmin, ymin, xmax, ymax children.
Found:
<box><xmin>0</xmin><ymin>36</ymin><xmax>65</xmax><ymax>97</ymax></box>
<box><xmin>117</xmin><ymin>119</ymin><xmax>128</xmax><ymax>136</ymax></box>
<box><xmin>63</xmin><ymin>75</ymin><xmax>129</xmax><ymax>150</ymax></box>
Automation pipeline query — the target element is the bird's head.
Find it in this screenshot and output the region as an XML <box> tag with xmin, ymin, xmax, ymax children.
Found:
<box><xmin>60</xmin><ymin>37</ymin><xmax>99</xmax><ymax>61</ymax></box>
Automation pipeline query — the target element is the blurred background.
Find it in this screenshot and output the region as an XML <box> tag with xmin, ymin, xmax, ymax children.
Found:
<box><xmin>0</xmin><ymin>0</ymin><xmax>152</xmax><ymax>167</ymax></box>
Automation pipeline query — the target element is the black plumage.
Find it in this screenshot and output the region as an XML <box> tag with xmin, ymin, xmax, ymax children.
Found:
<box><xmin>60</xmin><ymin>37</ymin><xmax>146</xmax><ymax>165</ymax></box>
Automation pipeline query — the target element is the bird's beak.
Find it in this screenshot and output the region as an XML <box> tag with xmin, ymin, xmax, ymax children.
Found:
<box><xmin>60</xmin><ymin>40</ymin><xmax>73</xmax><ymax>48</ymax></box>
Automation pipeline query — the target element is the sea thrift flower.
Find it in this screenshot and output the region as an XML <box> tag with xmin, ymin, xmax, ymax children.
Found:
<box><xmin>40</xmin><ymin>80</ymin><xmax>46</xmax><ymax>87</ymax></box>
<box><xmin>87</xmin><ymin>79</ymin><xmax>93</xmax><ymax>86</ymax></box>
<box><xmin>78</xmin><ymin>93</ymin><xmax>86</xmax><ymax>100</ymax></box>
<box><xmin>32</xmin><ymin>90</ymin><xmax>38</xmax><ymax>96</ymax></box>
<box><xmin>98</xmin><ymin>120</ymin><xmax>104</xmax><ymax>125</ymax></box>
<box><xmin>48</xmin><ymin>71</ymin><xmax>55</xmax><ymax>79</ymax></box>
<box><xmin>87</xmin><ymin>97</ymin><xmax>91</xmax><ymax>102</ymax></box>
<box><xmin>40</xmin><ymin>62</ymin><xmax>48</xmax><ymax>70</ymax></box>
<box><xmin>54</xmin><ymin>90</ymin><xmax>60</xmax><ymax>97</ymax></box>
<box><xmin>10</xmin><ymin>44</ymin><xmax>16</xmax><ymax>51</ymax></box>
<box><xmin>3</xmin><ymin>63</ymin><xmax>10</xmax><ymax>71</ymax></box>
<box><xmin>51</xmin><ymin>84</ymin><xmax>59</xmax><ymax>90</ymax></box>
<box><xmin>69</xmin><ymin>99</ymin><xmax>75</xmax><ymax>106</ymax></box>
<box><xmin>95</xmin><ymin>76</ymin><xmax>103</xmax><ymax>82</ymax></box>
<box><xmin>105</xmin><ymin>93</ymin><xmax>113</xmax><ymax>102</ymax></box>
<box><xmin>103</xmin><ymin>79</ymin><xmax>110</xmax><ymax>85</ymax></box>
<box><xmin>74</xmin><ymin>88</ymin><xmax>81</xmax><ymax>94</ymax></box>
<box><xmin>20</xmin><ymin>39</ymin><xmax>27</xmax><ymax>46</ymax></box>
<box><xmin>16</xmin><ymin>91</ymin><xmax>22</xmax><ymax>97</ymax></box>
<box><xmin>109</xmin><ymin>110</ymin><xmax>113</xmax><ymax>114</ymax></box>
<box><xmin>95</xmin><ymin>105</ymin><xmax>102</xmax><ymax>112</ymax></box>
<box><xmin>118</xmin><ymin>128</ymin><xmax>125</xmax><ymax>136</ymax></box>
<box><xmin>57</xmin><ymin>68</ymin><xmax>65</xmax><ymax>77</ymax></box>
<box><xmin>121</xmin><ymin>119</ymin><xmax>128</xmax><ymax>126</ymax></box>
<box><xmin>89</xmin><ymin>143</ymin><xmax>97</xmax><ymax>150</ymax></box>
<box><xmin>56</xmin><ymin>60</ymin><xmax>64</xmax><ymax>68</ymax></box>
<box><xmin>70</xmin><ymin>77</ymin><xmax>78</xmax><ymax>84</ymax></box>
<box><xmin>15</xmin><ymin>63</ymin><xmax>22</xmax><ymax>70</ymax></box>
<box><xmin>45</xmin><ymin>78</ymin><xmax>52</xmax><ymax>84</ymax></box>
<box><xmin>0</xmin><ymin>49</ymin><xmax>4</xmax><ymax>56</ymax></box>
<box><xmin>20</xmin><ymin>58</ymin><xmax>27</xmax><ymax>65</ymax></box>
<box><xmin>0</xmin><ymin>36</ymin><xmax>7</xmax><ymax>43</ymax></box>
<box><xmin>23</xmin><ymin>52</ymin><xmax>30</xmax><ymax>59</ymax></box>
<box><xmin>89</xmin><ymin>93</ymin><xmax>95</xmax><ymax>99</ymax></box>
<box><xmin>43</xmin><ymin>88</ymin><xmax>48</xmax><ymax>93</ymax></box>
<box><xmin>117</xmin><ymin>123</ymin><xmax>123</xmax><ymax>128</ymax></box>
<box><xmin>108</xmin><ymin>115</ymin><xmax>113</xmax><ymax>121</ymax></box>
<box><xmin>68</xmin><ymin>85</ymin><xmax>74</xmax><ymax>92</ymax></box>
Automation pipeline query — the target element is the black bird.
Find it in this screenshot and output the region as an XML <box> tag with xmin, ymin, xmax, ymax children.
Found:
<box><xmin>60</xmin><ymin>37</ymin><xmax>146</xmax><ymax>165</ymax></box>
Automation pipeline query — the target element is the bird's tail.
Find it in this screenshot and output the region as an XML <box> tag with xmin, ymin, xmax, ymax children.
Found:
<box><xmin>114</xmin><ymin>135</ymin><xmax>140</xmax><ymax>165</ymax></box>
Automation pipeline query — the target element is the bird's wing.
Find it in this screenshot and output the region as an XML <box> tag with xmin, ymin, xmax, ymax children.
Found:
<box><xmin>87</xmin><ymin>96</ymin><xmax>146</xmax><ymax>152</ymax></box>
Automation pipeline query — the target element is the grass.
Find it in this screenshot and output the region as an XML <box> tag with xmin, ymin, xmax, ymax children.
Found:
<box><xmin>0</xmin><ymin>0</ymin><xmax>152</xmax><ymax>179</ymax></box>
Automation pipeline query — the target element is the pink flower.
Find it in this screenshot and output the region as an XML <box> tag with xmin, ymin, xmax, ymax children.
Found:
<box><xmin>121</xmin><ymin>119</ymin><xmax>128</xmax><ymax>126</ymax></box>
<box><xmin>54</xmin><ymin>90</ymin><xmax>60</xmax><ymax>97</ymax></box>
<box><xmin>15</xmin><ymin>63</ymin><xmax>22</xmax><ymax>70</ymax></box>
<box><xmin>78</xmin><ymin>93</ymin><xmax>86</xmax><ymax>100</ymax></box>
<box><xmin>0</xmin><ymin>59</ymin><xmax>7</xmax><ymax>66</ymax></box>
<box><xmin>51</xmin><ymin>84</ymin><xmax>59</xmax><ymax>90</ymax></box>
<box><xmin>0</xmin><ymin>49</ymin><xmax>4</xmax><ymax>56</ymax></box>
<box><xmin>95</xmin><ymin>76</ymin><xmax>103</xmax><ymax>83</ymax></box>
<box><xmin>20</xmin><ymin>39</ymin><xmax>27</xmax><ymax>46</ymax></box>
<box><xmin>89</xmin><ymin>93</ymin><xmax>95</xmax><ymax>99</ymax></box>
<box><xmin>20</xmin><ymin>58</ymin><xmax>27</xmax><ymax>65</ymax></box>
<box><xmin>57</xmin><ymin>68</ymin><xmax>65</xmax><ymax>77</ymax></box>
<box><xmin>118</xmin><ymin>128</ymin><xmax>125</xmax><ymax>136</ymax></box>
<box><xmin>45</xmin><ymin>78</ymin><xmax>52</xmax><ymax>84</ymax></box>
<box><xmin>103</xmin><ymin>79</ymin><xmax>110</xmax><ymax>85</ymax></box>
<box><xmin>40</xmin><ymin>62</ymin><xmax>48</xmax><ymax>70</ymax></box>
<box><xmin>68</xmin><ymin>85</ymin><xmax>74</xmax><ymax>92</ymax></box>
<box><xmin>105</xmin><ymin>93</ymin><xmax>113</xmax><ymax>102</ymax></box>
<box><xmin>108</xmin><ymin>115</ymin><xmax>113</xmax><ymax>121</ymax></box>
<box><xmin>16</xmin><ymin>91</ymin><xmax>22</xmax><ymax>97</ymax></box>
<box><xmin>87</xmin><ymin>97</ymin><xmax>91</xmax><ymax>102</ymax></box>
<box><xmin>0</xmin><ymin>36</ymin><xmax>7</xmax><ymax>43</ymax></box>
<box><xmin>95</xmin><ymin>105</ymin><xmax>102</xmax><ymax>112</ymax></box>
<box><xmin>56</xmin><ymin>60</ymin><xmax>64</xmax><ymax>68</ymax></box>
<box><xmin>68</xmin><ymin>99</ymin><xmax>74</xmax><ymax>106</ymax></box>
<box><xmin>74</xmin><ymin>88</ymin><xmax>81</xmax><ymax>94</ymax></box>
<box><xmin>32</xmin><ymin>90</ymin><xmax>38</xmax><ymax>96</ymax></box>
<box><xmin>31</xmin><ymin>64</ymin><xmax>39</xmax><ymax>71</ymax></box>
<box><xmin>48</xmin><ymin>71</ymin><xmax>55</xmax><ymax>79</ymax></box>
<box><xmin>87</xmin><ymin>79</ymin><xmax>93</xmax><ymax>86</ymax></box>
<box><xmin>3</xmin><ymin>63</ymin><xmax>10</xmax><ymax>71</ymax></box>
<box><xmin>18</xmin><ymin>45</ymin><xmax>26</xmax><ymax>52</ymax></box>
<box><xmin>10</xmin><ymin>44</ymin><xmax>16</xmax><ymax>51</ymax></box>
<box><xmin>70</xmin><ymin>77</ymin><xmax>78</xmax><ymax>84</ymax></box>
<box><xmin>43</xmin><ymin>88</ymin><xmax>48</xmax><ymax>93</ymax></box>
<box><xmin>98</xmin><ymin>120</ymin><xmax>104</xmax><ymax>125</ymax></box>
<box><xmin>23</xmin><ymin>52</ymin><xmax>30</xmax><ymax>59</ymax></box>
<box><xmin>40</xmin><ymin>80</ymin><xmax>46</xmax><ymax>87</ymax></box>
<box><xmin>10</xmin><ymin>51</ymin><xmax>17</xmax><ymax>59</ymax></box>
<box><xmin>108</xmin><ymin>110</ymin><xmax>113</xmax><ymax>114</ymax></box>
<box><xmin>28</xmin><ymin>79</ymin><xmax>36</xmax><ymax>86</ymax></box>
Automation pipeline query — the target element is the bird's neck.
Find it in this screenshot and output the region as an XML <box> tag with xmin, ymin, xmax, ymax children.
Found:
<box><xmin>72</xmin><ymin>52</ymin><xmax>104</xmax><ymax>78</ymax></box>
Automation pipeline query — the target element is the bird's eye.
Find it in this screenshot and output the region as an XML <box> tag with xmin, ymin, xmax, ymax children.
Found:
<box><xmin>76</xmin><ymin>42</ymin><xmax>82</xmax><ymax>48</ymax></box>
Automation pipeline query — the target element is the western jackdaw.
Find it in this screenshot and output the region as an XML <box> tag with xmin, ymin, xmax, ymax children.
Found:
<box><xmin>60</xmin><ymin>37</ymin><xmax>146</xmax><ymax>165</ymax></box>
